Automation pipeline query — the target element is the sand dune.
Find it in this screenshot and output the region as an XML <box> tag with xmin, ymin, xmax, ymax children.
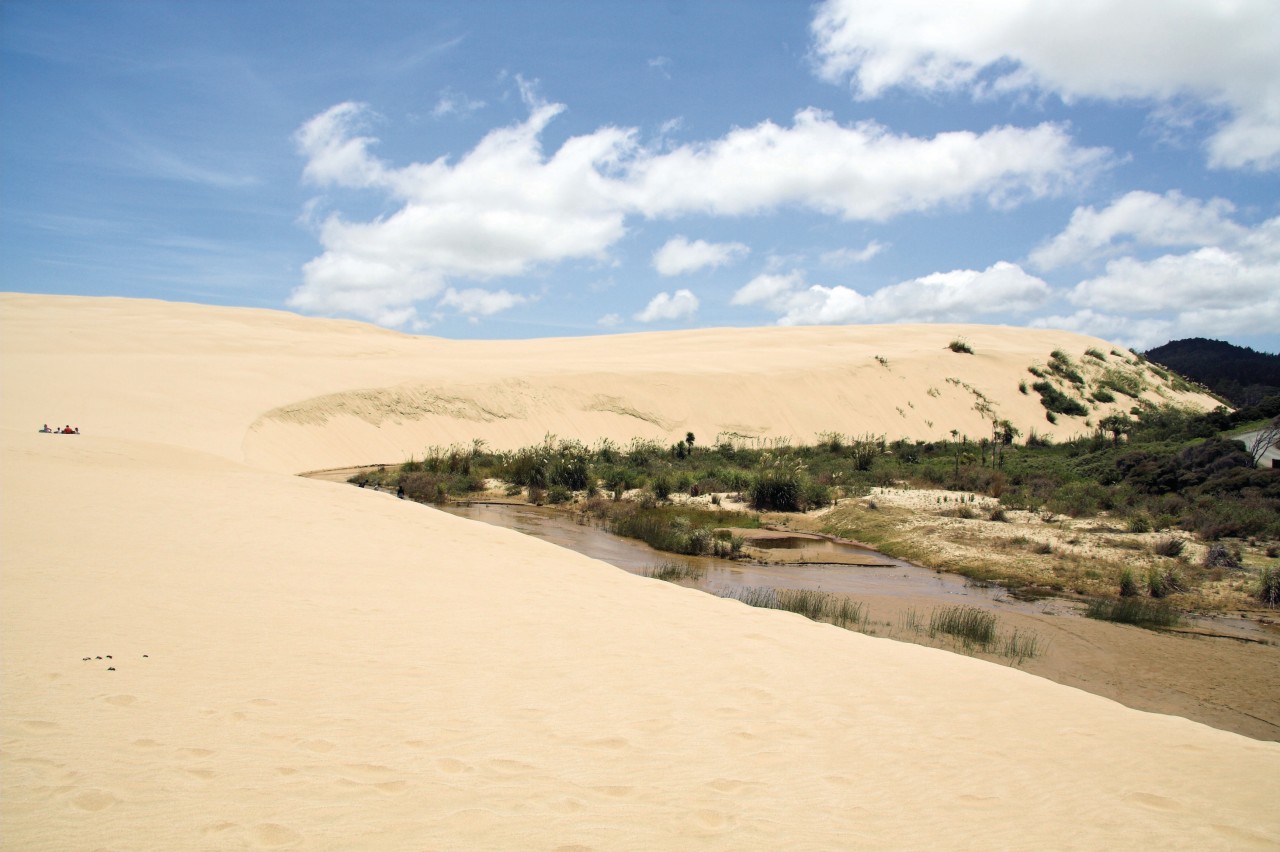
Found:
<box><xmin>2</xmin><ymin>293</ymin><xmax>1275</xmax><ymax>849</ymax></box>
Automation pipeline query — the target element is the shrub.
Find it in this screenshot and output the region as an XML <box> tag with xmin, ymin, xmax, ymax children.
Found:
<box><xmin>1091</xmin><ymin>388</ymin><xmax>1116</xmax><ymax>403</ymax></box>
<box><xmin>1019</xmin><ymin>380</ymin><xmax>1029</xmax><ymax>395</ymax></box>
<box><xmin>1203</xmin><ymin>543</ymin><xmax>1242</xmax><ymax>569</ymax></box>
<box><xmin>1118</xmin><ymin>568</ymin><xmax>1141</xmax><ymax>597</ymax></box>
<box><xmin>1258</xmin><ymin>567</ymin><xmax>1280</xmax><ymax>607</ymax></box>
<box><xmin>1033</xmin><ymin>381</ymin><xmax>1089</xmax><ymax>417</ymax></box>
<box><xmin>1146</xmin><ymin>566</ymin><xmax>1184</xmax><ymax>598</ymax></box>
<box><xmin>1127</xmin><ymin>515</ymin><xmax>1151</xmax><ymax>533</ymax></box>
<box><xmin>948</xmin><ymin>339</ymin><xmax>974</xmax><ymax>354</ymax></box>
<box><xmin>1085</xmin><ymin>348</ymin><xmax>1106</xmax><ymax>361</ymax></box>
<box><xmin>1152</xmin><ymin>537</ymin><xmax>1184</xmax><ymax>558</ymax></box>
<box><xmin>651</xmin><ymin>475</ymin><xmax>673</xmax><ymax>501</ymax></box>
<box><xmin>1086</xmin><ymin>598</ymin><xmax>1180</xmax><ymax>628</ymax></box>
<box><xmin>988</xmin><ymin>507</ymin><xmax>1008</xmax><ymax>522</ymax></box>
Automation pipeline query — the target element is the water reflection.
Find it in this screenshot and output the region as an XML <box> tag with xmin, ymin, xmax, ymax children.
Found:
<box><xmin>438</xmin><ymin>502</ymin><xmax>1045</xmax><ymax>613</ymax></box>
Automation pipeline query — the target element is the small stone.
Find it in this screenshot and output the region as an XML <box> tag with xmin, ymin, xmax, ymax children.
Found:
<box><xmin>107</xmin><ymin>667</ymin><xmax>115</xmax><ymax>671</ymax></box>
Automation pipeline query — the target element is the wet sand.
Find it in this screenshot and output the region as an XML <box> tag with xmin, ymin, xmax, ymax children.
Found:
<box><xmin>440</xmin><ymin>500</ymin><xmax>1280</xmax><ymax>742</ymax></box>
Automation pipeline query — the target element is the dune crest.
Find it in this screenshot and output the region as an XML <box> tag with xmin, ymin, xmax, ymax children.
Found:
<box><xmin>2</xmin><ymin>294</ymin><xmax>1274</xmax><ymax>849</ymax></box>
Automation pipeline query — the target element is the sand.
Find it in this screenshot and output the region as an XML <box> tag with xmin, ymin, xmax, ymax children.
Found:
<box><xmin>2</xmin><ymin>293</ymin><xmax>1277</xmax><ymax>849</ymax></box>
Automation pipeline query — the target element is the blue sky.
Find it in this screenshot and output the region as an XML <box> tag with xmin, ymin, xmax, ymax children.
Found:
<box><xmin>3</xmin><ymin>0</ymin><xmax>1278</xmax><ymax>350</ymax></box>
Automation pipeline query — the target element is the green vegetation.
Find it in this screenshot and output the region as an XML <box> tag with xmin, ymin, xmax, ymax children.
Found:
<box><xmin>351</xmin><ymin>396</ymin><xmax>1279</xmax><ymax>608</ymax></box>
<box><xmin>929</xmin><ymin>605</ymin><xmax>996</xmax><ymax>648</ymax></box>
<box><xmin>1085</xmin><ymin>597</ymin><xmax>1181</xmax><ymax>628</ymax></box>
<box><xmin>1258</xmin><ymin>566</ymin><xmax>1280</xmax><ymax>607</ymax></box>
<box><xmin>719</xmin><ymin>588</ymin><xmax>1039</xmax><ymax>662</ymax></box>
<box><xmin>644</xmin><ymin>561</ymin><xmax>706</xmax><ymax>582</ymax></box>
<box><xmin>948</xmin><ymin>339</ymin><xmax>974</xmax><ymax>354</ymax></box>
<box><xmin>1032</xmin><ymin>380</ymin><xmax>1089</xmax><ymax>417</ymax></box>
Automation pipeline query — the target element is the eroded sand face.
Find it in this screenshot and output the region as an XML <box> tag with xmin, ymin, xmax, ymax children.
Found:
<box><xmin>2</xmin><ymin>294</ymin><xmax>1277</xmax><ymax>849</ymax></box>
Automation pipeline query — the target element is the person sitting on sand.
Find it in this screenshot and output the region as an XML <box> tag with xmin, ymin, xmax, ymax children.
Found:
<box><xmin>39</xmin><ymin>424</ymin><xmax>52</xmax><ymax>433</ymax></box>
<box><xmin>61</xmin><ymin>425</ymin><xmax>75</xmax><ymax>434</ymax></box>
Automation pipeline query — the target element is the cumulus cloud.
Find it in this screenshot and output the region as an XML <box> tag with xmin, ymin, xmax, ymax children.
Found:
<box><xmin>291</xmin><ymin>93</ymin><xmax>1105</xmax><ymax>326</ymax></box>
<box><xmin>635</xmin><ymin>289</ymin><xmax>699</xmax><ymax>322</ymax></box>
<box><xmin>628</xmin><ymin>111</ymin><xmax>1108</xmax><ymax>219</ymax></box>
<box><xmin>810</xmin><ymin>0</ymin><xmax>1280</xmax><ymax>170</ymax></box>
<box><xmin>1044</xmin><ymin>212</ymin><xmax>1280</xmax><ymax>346</ymax></box>
<box><xmin>653</xmin><ymin>236</ymin><xmax>749</xmax><ymax>276</ymax></box>
<box><xmin>733</xmin><ymin>261</ymin><xmax>1049</xmax><ymax>325</ymax></box>
<box><xmin>1030</xmin><ymin>191</ymin><xmax>1245</xmax><ymax>270</ymax></box>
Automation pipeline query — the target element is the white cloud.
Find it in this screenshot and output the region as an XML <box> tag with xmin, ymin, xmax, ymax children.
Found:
<box><xmin>1030</xmin><ymin>191</ymin><xmax>1245</xmax><ymax>270</ymax></box>
<box><xmin>1047</xmin><ymin>212</ymin><xmax>1280</xmax><ymax>345</ymax></box>
<box><xmin>439</xmin><ymin>287</ymin><xmax>528</xmax><ymax>317</ymax></box>
<box><xmin>653</xmin><ymin>236</ymin><xmax>749</xmax><ymax>276</ymax></box>
<box><xmin>733</xmin><ymin>261</ymin><xmax>1049</xmax><ymax>325</ymax></box>
<box><xmin>810</xmin><ymin>0</ymin><xmax>1280</xmax><ymax>170</ymax></box>
<box><xmin>635</xmin><ymin>289</ymin><xmax>699</xmax><ymax>322</ymax></box>
<box><xmin>1031</xmin><ymin>310</ymin><xmax>1174</xmax><ymax>352</ymax></box>
<box><xmin>597</xmin><ymin>312</ymin><xmax>622</xmax><ymax>327</ymax></box>
<box><xmin>821</xmin><ymin>241</ymin><xmax>886</xmax><ymax>267</ymax></box>
<box><xmin>291</xmin><ymin>96</ymin><xmax>1105</xmax><ymax>326</ymax></box>
<box><xmin>628</xmin><ymin>111</ymin><xmax>1108</xmax><ymax>220</ymax></box>
<box><xmin>431</xmin><ymin>88</ymin><xmax>486</xmax><ymax>119</ymax></box>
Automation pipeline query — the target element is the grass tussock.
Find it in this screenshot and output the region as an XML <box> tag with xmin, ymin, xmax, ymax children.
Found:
<box><xmin>1085</xmin><ymin>598</ymin><xmax>1181</xmax><ymax>628</ymax></box>
<box><xmin>644</xmin><ymin>561</ymin><xmax>706</xmax><ymax>582</ymax></box>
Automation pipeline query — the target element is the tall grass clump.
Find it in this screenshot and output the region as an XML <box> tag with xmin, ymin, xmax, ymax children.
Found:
<box><xmin>719</xmin><ymin>586</ymin><xmax>867</xmax><ymax>629</ymax></box>
<box><xmin>644</xmin><ymin>561</ymin><xmax>705</xmax><ymax>583</ymax></box>
<box><xmin>1258</xmin><ymin>566</ymin><xmax>1280</xmax><ymax>607</ymax></box>
<box><xmin>948</xmin><ymin>339</ymin><xmax>974</xmax><ymax>354</ymax></box>
<box><xmin>929</xmin><ymin>606</ymin><xmax>997</xmax><ymax>649</ymax></box>
<box><xmin>1085</xmin><ymin>598</ymin><xmax>1180</xmax><ymax>628</ymax></box>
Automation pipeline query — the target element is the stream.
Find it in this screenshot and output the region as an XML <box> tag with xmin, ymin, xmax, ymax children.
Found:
<box><xmin>437</xmin><ymin>502</ymin><xmax>1053</xmax><ymax>617</ymax></box>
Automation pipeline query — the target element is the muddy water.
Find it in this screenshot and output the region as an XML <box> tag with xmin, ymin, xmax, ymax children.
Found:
<box><xmin>438</xmin><ymin>502</ymin><xmax>1048</xmax><ymax>615</ymax></box>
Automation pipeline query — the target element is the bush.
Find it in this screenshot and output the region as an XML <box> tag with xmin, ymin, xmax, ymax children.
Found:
<box><xmin>1258</xmin><ymin>567</ymin><xmax>1280</xmax><ymax>607</ymax></box>
<box><xmin>948</xmin><ymin>339</ymin><xmax>974</xmax><ymax>354</ymax></box>
<box><xmin>1086</xmin><ymin>597</ymin><xmax>1180</xmax><ymax>628</ymax></box>
<box><xmin>1146</xmin><ymin>566</ymin><xmax>1184</xmax><ymax>598</ymax></box>
<box><xmin>1033</xmin><ymin>381</ymin><xmax>1089</xmax><ymax>417</ymax></box>
<box><xmin>1203</xmin><ymin>543</ymin><xmax>1242</xmax><ymax>569</ymax></box>
<box><xmin>1127</xmin><ymin>515</ymin><xmax>1151</xmax><ymax>533</ymax></box>
<box><xmin>1119</xmin><ymin>568</ymin><xmax>1141</xmax><ymax>597</ymax></box>
<box><xmin>1152</xmin><ymin>537</ymin><xmax>1184</xmax><ymax>558</ymax></box>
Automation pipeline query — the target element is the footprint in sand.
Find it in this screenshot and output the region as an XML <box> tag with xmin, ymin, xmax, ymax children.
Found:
<box><xmin>435</xmin><ymin>757</ymin><xmax>470</xmax><ymax>774</ymax></box>
<box><xmin>299</xmin><ymin>739</ymin><xmax>335</xmax><ymax>753</ymax></box>
<box><xmin>251</xmin><ymin>823</ymin><xmax>302</xmax><ymax>847</ymax></box>
<box><xmin>71</xmin><ymin>789</ymin><xmax>118</xmax><ymax>811</ymax></box>
<box><xmin>1126</xmin><ymin>791</ymin><xmax>1182</xmax><ymax>811</ymax></box>
<box><xmin>178</xmin><ymin>747</ymin><xmax>215</xmax><ymax>758</ymax></box>
<box><xmin>105</xmin><ymin>694</ymin><xmax>137</xmax><ymax>707</ymax></box>
<box><xmin>20</xmin><ymin>720</ymin><xmax>58</xmax><ymax>733</ymax></box>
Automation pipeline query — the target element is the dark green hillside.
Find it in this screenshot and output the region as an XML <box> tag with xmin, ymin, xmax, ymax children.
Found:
<box><xmin>1145</xmin><ymin>338</ymin><xmax>1280</xmax><ymax>406</ymax></box>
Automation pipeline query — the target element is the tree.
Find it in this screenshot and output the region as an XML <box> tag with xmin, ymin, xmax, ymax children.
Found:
<box><xmin>1247</xmin><ymin>416</ymin><xmax>1280</xmax><ymax>466</ymax></box>
<box><xmin>1099</xmin><ymin>413</ymin><xmax>1135</xmax><ymax>448</ymax></box>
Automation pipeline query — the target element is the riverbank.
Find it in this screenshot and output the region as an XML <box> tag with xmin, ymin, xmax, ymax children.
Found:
<box><xmin>423</xmin><ymin>493</ymin><xmax>1280</xmax><ymax>742</ymax></box>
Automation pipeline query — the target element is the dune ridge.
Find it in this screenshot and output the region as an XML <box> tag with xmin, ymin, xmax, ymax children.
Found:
<box><xmin>2</xmin><ymin>293</ymin><xmax>1275</xmax><ymax>849</ymax></box>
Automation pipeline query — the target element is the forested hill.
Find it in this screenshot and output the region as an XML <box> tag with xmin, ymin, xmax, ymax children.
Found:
<box><xmin>1145</xmin><ymin>338</ymin><xmax>1280</xmax><ymax>406</ymax></box>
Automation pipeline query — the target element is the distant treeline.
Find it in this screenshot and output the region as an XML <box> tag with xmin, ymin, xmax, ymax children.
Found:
<box><xmin>1145</xmin><ymin>338</ymin><xmax>1280</xmax><ymax>406</ymax></box>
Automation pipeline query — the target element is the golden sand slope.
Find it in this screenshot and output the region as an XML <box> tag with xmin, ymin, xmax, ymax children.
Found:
<box><xmin>2</xmin><ymin>294</ymin><xmax>1275</xmax><ymax>849</ymax></box>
